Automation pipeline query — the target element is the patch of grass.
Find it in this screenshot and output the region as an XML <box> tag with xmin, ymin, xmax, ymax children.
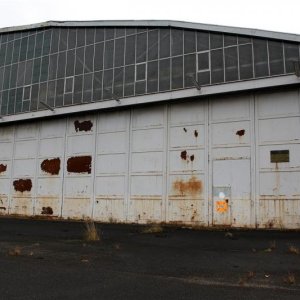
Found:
<box><xmin>83</xmin><ymin>221</ymin><xmax>100</xmax><ymax>242</ymax></box>
<box><xmin>238</xmin><ymin>271</ymin><xmax>255</xmax><ymax>286</ymax></box>
<box><xmin>288</xmin><ymin>245</ymin><xmax>300</xmax><ymax>255</ymax></box>
<box><xmin>8</xmin><ymin>246</ymin><xmax>21</xmax><ymax>256</ymax></box>
<box><xmin>142</xmin><ymin>224</ymin><xmax>164</xmax><ymax>234</ymax></box>
<box><xmin>283</xmin><ymin>273</ymin><xmax>296</xmax><ymax>285</ymax></box>
<box><xmin>264</xmin><ymin>240</ymin><xmax>276</xmax><ymax>253</ymax></box>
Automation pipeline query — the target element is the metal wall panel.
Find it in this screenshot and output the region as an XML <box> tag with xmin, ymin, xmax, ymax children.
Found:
<box><xmin>0</xmin><ymin>87</ymin><xmax>299</xmax><ymax>228</ymax></box>
<box><xmin>93</xmin><ymin>110</ymin><xmax>129</xmax><ymax>222</ymax></box>
<box><xmin>167</xmin><ymin>101</ymin><xmax>207</xmax><ymax>225</ymax></box>
<box><xmin>210</xmin><ymin>94</ymin><xmax>252</xmax><ymax>227</ymax></box>
<box><xmin>256</xmin><ymin>89</ymin><xmax>300</xmax><ymax>228</ymax></box>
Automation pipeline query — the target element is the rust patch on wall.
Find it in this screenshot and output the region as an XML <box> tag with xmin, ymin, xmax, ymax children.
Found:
<box><xmin>194</xmin><ymin>130</ymin><xmax>198</xmax><ymax>137</ymax></box>
<box><xmin>172</xmin><ymin>176</ymin><xmax>202</xmax><ymax>196</ymax></box>
<box><xmin>180</xmin><ymin>150</ymin><xmax>187</xmax><ymax>160</ymax></box>
<box><xmin>190</xmin><ymin>154</ymin><xmax>195</xmax><ymax>162</ymax></box>
<box><xmin>236</xmin><ymin>129</ymin><xmax>245</xmax><ymax>136</ymax></box>
<box><xmin>0</xmin><ymin>164</ymin><xmax>7</xmax><ymax>174</ymax></box>
<box><xmin>0</xmin><ymin>207</ymin><xmax>6</xmax><ymax>210</ymax></box>
<box><xmin>41</xmin><ymin>158</ymin><xmax>61</xmax><ymax>175</ymax></box>
<box><xmin>41</xmin><ymin>207</ymin><xmax>53</xmax><ymax>215</ymax></box>
<box><xmin>13</xmin><ymin>179</ymin><xmax>32</xmax><ymax>193</ymax></box>
<box><xmin>67</xmin><ymin>156</ymin><xmax>92</xmax><ymax>174</ymax></box>
<box><xmin>74</xmin><ymin>120</ymin><xmax>93</xmax><ymax>132</ymax></box>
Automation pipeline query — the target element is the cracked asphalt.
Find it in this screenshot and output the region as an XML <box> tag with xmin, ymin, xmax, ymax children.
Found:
<box><xmin>0</xmin><ymin>217</ymin><xmax>300</xmax><ymax>299</ymax></box>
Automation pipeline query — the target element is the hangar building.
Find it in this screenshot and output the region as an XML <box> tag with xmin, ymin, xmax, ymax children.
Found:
<box><xmin>0</xmin><ymin>20</ymin><xmax>300</xmax><ymax>228</ymax></box>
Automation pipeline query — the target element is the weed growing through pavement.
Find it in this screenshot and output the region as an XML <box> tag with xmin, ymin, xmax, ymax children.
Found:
<box><xmin>84</xmin><ymin>220</ymin><xmax>100</xmax><ymax>241</ymax></box>
<box><xmin>142</xmin><ymin>224</ymin><xmax>164</xmax><ymax>234</ymax></box>
<box><xmin>8</xmin><ymin>246</ymin><xmax>21</xmax><ymax>256</ymax></box>
<box><xmin>288</xmin><ymin>245</ymin><xmax>300</xmax><ymax>255</ymax></box>
<box><xmin>283</xmin><ymin>273</ymin><xmax>296</xmax><ymax>285</ymax></box>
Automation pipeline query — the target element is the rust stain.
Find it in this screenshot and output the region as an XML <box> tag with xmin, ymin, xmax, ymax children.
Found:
<box><xmin>13</xmin><ymin>179</ymin><xmax>32</xmax><ymax>193</ymax></box>
<box><xmin>0</xmin><ymin>207</ymin><xmax>6</xmax><ymax>210</ymax></box>
<box><xmin>236</xmin><ymin>129</ymin><xmax>245</xmax><ymax>136</ymax></box>
<box><xmin>180</xmin><ymin>150</ymin><xmax>187</xmax><ymax>160</ymax></box>
<box><xmin>194</xmin><ymin>130</ymin><xmax>198</xmax><ymax>138</ymax></box>
<box><xmin>41</xmin><ymin>206</ymin><xmax>53</xmax><ymax>215</ymax></box>
<box><xmin>190</xmin><ymin>154</ymin><xmax>195</xmax><ymax>162</ymax></box>
<box><xmin>172</xmin><ymin>176</ymin><xmax>202</xmax><ymax>196</ymax></box>
<box><xmin>41</xmin><ymin>158</ymin><xmax>60</xmax><ymax>175</ymax></box>
<box><xmin>67</xmin><ymin>156</ymin><xmax>92</xmax><ymax>174</ymax></box>
<box><xmin>74</xmin><ymin>120</ymin><xmax>93</xmax><ymax>132</ymax></box>
<box><xmin>0</xmin><ymin>164</ymin><xmax>7</xmax><ymax>174</ymax></box>
<box><xmin>183</xmin><ymin>127</ymin><xmax>187</xmax><ymax>132</ymax></box>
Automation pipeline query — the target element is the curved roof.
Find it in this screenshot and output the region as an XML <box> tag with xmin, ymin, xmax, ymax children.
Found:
<box><xmin>0</xmin><ymin>20</ymin><xmax>300</xmax><ymax>43</ymax></box>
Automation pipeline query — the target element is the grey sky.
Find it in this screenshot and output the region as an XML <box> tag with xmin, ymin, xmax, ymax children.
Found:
<box><xmin>1</xmin><ymin>0</ymin><xmax>300</xmax><ymax>35</ymax></box>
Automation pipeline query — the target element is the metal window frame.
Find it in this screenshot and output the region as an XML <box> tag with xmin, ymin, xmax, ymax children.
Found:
<box><xmin>135</xmin><ymin>62</ymin><xmax>147</xmax><ymax>82</ymax></box>
<box><xmin>22</xmin><ymin>84</ymin><xmax>31</xmax><ymax>100</ymax></box>
<box><xmin>196</xmin><ymin>50</ymin><xmax>210</xmax><ymax>72</ymax></box>
<box><xmin>64</xmin><ymin>76</ymin><xmax>74</xmax><ymax>94</ymax></box>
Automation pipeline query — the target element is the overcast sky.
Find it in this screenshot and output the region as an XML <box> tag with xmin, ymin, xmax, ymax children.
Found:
<box><xmin>1</xmin><ymin>0</ymin><xmax>300</xmax><ymax>35</ymax></box>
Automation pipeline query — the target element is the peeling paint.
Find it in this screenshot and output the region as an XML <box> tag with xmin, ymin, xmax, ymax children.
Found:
<box><xmin>74</xmin><ymin>120</ymin><xmax>93</xmax><ymax>132</ymax></box>
<box><xmin>67</xmin><ymin>156</ymin><xmax>92</xmax><ymax>174</ymax></box>
<box><xmin>190</xmin><ymin>154</ymin><xmax>195</xmax><ymax>162</ymax></box>
<box><xmin>41</xmin><ymin>207</ymin><xmax>53</xmax><ymax>215</ymax></box>
<box><xmin>41</xmin><ymin>158</ymin><xmax>60</xmax><ymax>175</ymax></box>
<box><xmin>172</xmin><ymin>176</ymin><xmax>202</xmax><ymax>196</ymax></box>
<box><xmin>13</xmin><ymin>179</ymin><xmax>32</xmax><ymax>193</ymax></box>
<box><xmin>0</xmin><ymin>164</ymin><xmax>7</xmax><ymax>174</ymax></box>
<box><xmin>236</xmin><ymin>129</ymin><xmax>245</xmax><ymax>136</ymax></box>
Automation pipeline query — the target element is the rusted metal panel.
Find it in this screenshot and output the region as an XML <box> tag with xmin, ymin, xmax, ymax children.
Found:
<box><xmin>93</xmin><ymin>110</ymin><xmax>129</xmax><ymax>222</ymax></box>
<box><xmin>0</xmin><ymin>87</ymin><xmax>299</xmax><ymax>228</ymax></box>
<box><xmin>256</xmin><ymin>88</ymin><xmax>300</xmax><ymax>229</ymax></box>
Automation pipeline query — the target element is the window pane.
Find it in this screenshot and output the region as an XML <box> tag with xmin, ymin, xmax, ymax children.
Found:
<box><xmin>73</xmin><ymin>75</ymin><xmax>83</xmax><ymax>104</ymax></box>
<box><xmin>253</xmin><ymin>38</ymin><xmax>269</xmax><ymax>77</ymax></box>
<box><xmin>184</xmin><ymin>54</ymin><xmax>196</xmax><ymax>87</ymax></box>
<box><xmin>172</xmin><ymin>56</ymin><xmax>183</xmax><ymax>89</ymax></box>
<box><xmin>83</xmin><ymin>73</ymin><xmax>93</xmax><ymax>102</ymax></box>
<box><xmin>75</xmin><ymin>47</ymin><xmax>84</xmax><ymax>75</ymax></box>
<box><xmin>198</xmin><ymin>52</ymin><xmax>209</xmax><ymax>70</ymax></box>
<box><xmin>114</xmin><ymin>67</ymin><xmax>124</xmax><ymax>97</ymax></box>
<box><xmin>160</xmin><ymin>29</ymin><xmax>170</xmax><ymax>58</ymax></box>
<box><xmin>225</xmin><ymin>46</ymin><xmax>238</xmax><ymax>81</ymax></box>
<box><xmin>136</xmin><ymin>63</ymin><xmax>146</xmax><ymax>81</ymax></box>
<box><xmin>147</xmin><ymin>60</ymin><xmax>158</xmax><ymax>93</ymax></box>
<box><xmin>103</xmin><ymin>69</ymin><xmax>113</xmax><ymax>99</ymax></box>
<box><xmin>59</xmin><ymin>29</ymin><xmax>68</xmax><ymax>52</ymax></box>
<box><xmin>84</xmin><ymin>45</ymin><xmax>94</xmax><ymax>73</ymax></box>
<box><xmin>239</xmin><ymin>44</ymin><xmax>253</xmax><ymax>80</ymax></box>
<box><xmin>211</xmin><ymin>49</ymin><xmax>224</xmax><ymax>83</ymax></box>
<box><xmin>159</xmin><ymin>58</ymin><xmax>170</xmax><ymax>91</ymax></box>
<box><xmin>125</xmin><ymin>35</ymin><xmax>135</xmax><ymax>65</ymax></box>
<box><xmin>148</xmin><ymin>30</ymin><xmax>159</xmax><ymax>60</ymax></box>
<box><xmin>268</xmin><ymin>41</ymin><xmax>284</xmax><ymax>75</ymax></box>
<box><xmin>210</xmin><ymin>33</ymin><xmax>223</xmax><ymax>49</ymax></box>
<box><xmin>93</xmin><ymin>71</ymin><xmax>103</xmax><ymax>101</ymax></box>
<box><xmin>94</xmin><ymin>43</ymin><xmax>104</xmax><ymax>71</ymax></box>
<box><xmin>104</xmin><ymin>40</ymin><xmax>114</xmax><ymax>69</ymax></box>
<box><xmin>171</xmin><ymin>29</ymin><xmax>183</xmax><ymax>56</ymax></box>
<box><xmin>124</xmin><ymin>65</ymin><xmax>134</xmax><ymax>96</ymax></box>
<box><xmin>284</xmin><ymin>42</ymin><xmax>299</xmax><ymax>73</ymax></box>
<box><xmin>136</xmin><ymin>32</ymin><xmax>147</xmax><ymax>63</ymax></box>
<box><xmin>66</xmin><ymin>50</ymin><xmax>75</xmax><ymax>77</ymax></box>
<box><xmin>197</xmin><ymin>31</ymin><xmax>209</xmax><ymax>51</ymax></box>
<box><xmin>184</xmin><ymin>30</ymin><xmax>196</xmax><ymax>54</ymax></box>
<box><xmin>224</xmin><ymin>34</ymin><xmax>237</xmax><ymax>47</ymax></box>
<box><xmin>197</xmin><ymin>71</ymin><xmax>210</xmax><ymax>85</ymax></box>
<box><xmin>114</xmin><ymin>38</ymin><xmax>125</xmax><ymax>67</ymax></box>
<box><xmin>57</xmin><ymin>52</ymin><xmax>66</xmax><ymax>78</ymax></box>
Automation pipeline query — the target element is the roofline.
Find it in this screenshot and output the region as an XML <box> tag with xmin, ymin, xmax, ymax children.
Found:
<box><xmin>0</xmin><ymin>20</ymin><xmax>299</xmax><ymax>43</ymax></box>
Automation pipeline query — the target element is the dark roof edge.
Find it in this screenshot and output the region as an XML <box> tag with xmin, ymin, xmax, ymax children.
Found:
<box><xmin>0</xmin><ymin>20</ymin><xmax>299</xmax><ymax>42</ymax></box>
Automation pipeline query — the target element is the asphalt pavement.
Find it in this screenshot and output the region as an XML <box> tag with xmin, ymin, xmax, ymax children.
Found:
<box><xmin>0</xmin><ymin>217</ymin><xmax>300</xmax><ymax>299</ymax></box>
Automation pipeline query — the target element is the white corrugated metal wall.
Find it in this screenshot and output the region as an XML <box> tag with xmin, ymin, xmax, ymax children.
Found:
<box><xmin>0</xmin><ymin>87</ymin><xmax>299</xmax><ymax>228</ymax></box>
